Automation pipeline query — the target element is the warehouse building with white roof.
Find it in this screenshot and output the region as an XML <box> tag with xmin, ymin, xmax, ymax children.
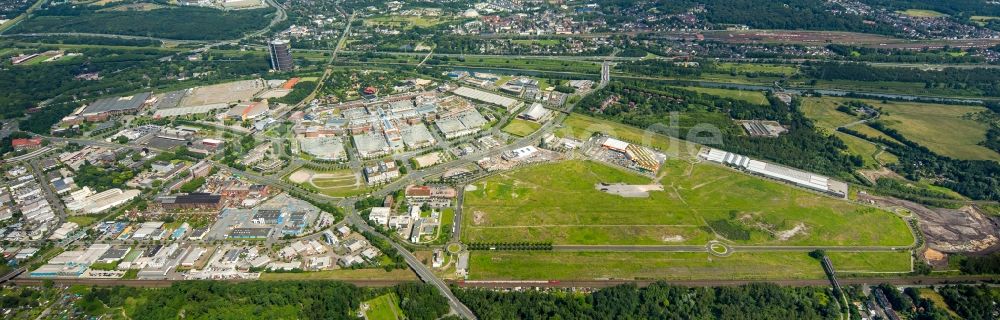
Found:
<box><xmin>699</xmin><ymin>147</ymin><xmax>848</xmax><ymax>198</ymax></box>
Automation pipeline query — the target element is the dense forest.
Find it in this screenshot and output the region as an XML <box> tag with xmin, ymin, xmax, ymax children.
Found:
<box><xmin>0</xmin><ymin>47</ymin><xmax>271</xmax><ymax>134</ymax></box>
<box><xmin>456</xmin><ymin>282</ymin><xmax>842</xmax><ymax>319</ymax></box>
<box><xmin>862</xmin><ymin>0</ymin><xmax>1000</xmax><ymax>17</ymax></box>
<box><xmin>73</xmin><ymin>281</ymin><xmax>450</xmax><ymax>320</ymax></box>
<box><xmin>576</xmin><ymin>81</ymin><xmax>862</xmax><ymax>180</ymax></box>
<box><xmin>802</xmin><ymin>62</ymin><xmax>1000</xmax><ymax>97</ymax></box>
<box><xmin>825</xmin><ymin>45</ymin><xmax>986</xmax><ymax>64</ymax></box>
<box><xmin>9</xmin><ymin>5</ymin><xmax>273</xmax><ymax>40</ymax></box>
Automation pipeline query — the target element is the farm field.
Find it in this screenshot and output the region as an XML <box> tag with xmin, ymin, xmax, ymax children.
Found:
<box><xmin>363</xmin><ymin>293</ymin><xmax>404</xmax><ymax>320</ymax></box>
<box><xmin>462</xmin><ymin>159</ymin><xmax>914</xmax><ymax>246</ymax></box>
<box><xmin>468</xmin><ymin>251</ymin><xmax>911</xmax><ymax>280</ymax></box>
<box><xmin>501</xmin><ymin>119</ymin><xmax>542</xmax><ymax>137</ymax></box>
<box><xmin>676</xmin><ymin>86</ymin><xmax>770</xmax><ymax>105</ymax></box>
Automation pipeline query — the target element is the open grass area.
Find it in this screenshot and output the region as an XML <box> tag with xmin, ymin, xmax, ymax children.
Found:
<box><xmin>364</xmin><ymin>15</ymin><xmax>453</xmax><ymax>29</ymax></box>
<box><xmin>442</xmin><ymin>56</ymin><xmax>601</xmax><ymax>74</ymax></box>
<box><xmin>971</xmin><ymin>16</ymin><xmax>1000</xmax><ymax>26</ymax></box>
<box><xmin>462</xmin><ymin>159</ymin><xmax>914</xmax><ymax>246</ymax></box>
<box><xmin>556</xmin><ymin>113</ymin><xmax>700</xmax><ymax>159</ymax></box>
<box><xmin>364</xmin><ymin>293</ymin><xmax>404</xmax><ymax>320</ymax></box>
<box><xmin>918</xmin><ymin>288</ymin><xmax>961</xmax><ymax>318</ymax></box>
<box><xmin>835</xmin><ymin>132</ymin><xmax>898</xmax><ymax>168</ymax></box>
<box><xmin>468</xmin><ymin>251</ymin><xmax>911</xmax><ymax>280</ymax></box>
<box><xmin>715</xmin><ymin>63</ymin><xmax>799</xmax><ymax>76</ymax></box>
<box><xmin>501</xmin><ymin>119</ymin><xmax>542</xmax><ymax>137</ymax></box>
<box><xmin>511</xmin><ymin>39</ymin><xmax>560</xmax><ymax>45</ymax></box>
<box><xmin>871</xmin><ymin>100</ymin><xmax>1000</xmax><ymax>161</ymax></box>
<box><xmin>803</xmin><ymin>96</ymin><xmax>1000</xmax><ymax>161</ymax></box>
<box><xmin>259</xmin><ymin>269</ymin><xmax>417</xmax><ymax>281</ymax></box>
<box><xmin>677</xmin><ymin>86</ymin><xmax>769</xmax><ymax>105</ymax></box>
<box><xmin>288</xmin><ymin>168</ymin><xmax>369</xmax><ymax>197</ymax></box>
<box><xmin>66</xmin><ymin>215</ymin><xmax>101</xmax><ymax>227</ymax></box>
<box><xmin>897</xmin><ymin>9</ymin><xmax>947</xmax><ymax>18</ymax></box>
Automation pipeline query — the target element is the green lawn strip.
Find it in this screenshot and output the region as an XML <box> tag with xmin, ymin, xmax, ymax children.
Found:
<box><xmin>363</xmin><ymin>293</ymin><xmax>404</xmax><ymax>320</ymax></box>
<box><xmin>502</xmin><ymin>119</ymin><xmax>542</xmax><ymax>137</ymax></box>
<box><xmin>468</xmin><ymin>251</ymin><xmax>911</xmax><ymax>280</ymax></box>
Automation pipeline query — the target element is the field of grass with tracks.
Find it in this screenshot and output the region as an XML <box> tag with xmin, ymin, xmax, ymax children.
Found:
<box><xmin>462</xmin><ymin>159</ymin><xmax>914</xmax><ymax>246</ymax></box>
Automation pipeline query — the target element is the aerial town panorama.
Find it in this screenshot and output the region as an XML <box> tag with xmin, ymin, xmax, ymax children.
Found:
<box><xmin>0</xmin><ymin>0</ymin><xmax>999</xmax><ymax>319</ymax></box>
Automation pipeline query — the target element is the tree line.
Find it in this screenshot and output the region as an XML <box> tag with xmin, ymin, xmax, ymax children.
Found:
<box><xmin>456</xmin><ymin>282</ymin><xmax>842</xmax><ymax>319</ymax></box>
<box><xmin>73</xmin><ymin>281</ymin><xmax>451</xmax><ymax>320</ymax></box>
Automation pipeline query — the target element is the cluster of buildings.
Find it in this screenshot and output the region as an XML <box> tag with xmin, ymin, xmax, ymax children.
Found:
<box><xmin>366</xmin><ymin>184</ymin><xmax>457</xmax><ymax>243</ymax></box>
<box><xmin>0</xmin><ymin>165</ymin><xmax>57</xmax><ymax>241</ymax></box>
<box><xmin>293</xmin><ymin>88</ymin><xmax>498</xmax><ymax>161</ymax></box>
<box><xmin>699</xmin><ymin>147</ymin><xmax>849</xmax><ymax>198</ymax></box>
<box><xmin>591</xmin><ymin>137</ymin><xmax>666</xmax><ymax>174</ymax></box>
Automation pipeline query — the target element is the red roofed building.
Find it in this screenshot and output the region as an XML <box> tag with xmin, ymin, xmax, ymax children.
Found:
<box><xmin>363</xmin><ymin>86</ymin><xmax>378</xmax><ymax>95</ymax></box>
<box><xmin>281</xmin><ymin>77</ymin><xmax>301</xmax><ymax>90</ymax></box>
<box><xmin>404</xmin><ymin>185</ymin><xmax>457</xmax><ymax>208</ymax></box>
<box><xmin>11</xmin><ymin>137</ymin><xmax>43</xmax><ymax>151</ymax></box>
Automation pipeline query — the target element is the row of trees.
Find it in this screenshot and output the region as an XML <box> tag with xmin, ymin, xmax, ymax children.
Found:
<box><xmin>11</xmin><ymin>5</ymin><xmax>274</xmax><ymax>41</ymax></box>
<box><xmin>75</xmin><ymin>281</ymin><xmax>451</xmax><ymax>320</ymax></box>
<box><xmin>456</xmin><ymin>282</ymin><xmax>842</xmax><ymax>319</ymax></box>
<box><xmin>466</xmin><ymin>242</ymin><xmax>553</xmax><ymax>251</ymax></box>
<box><xmin>802</xmin><ymin>62</ymin><xmax>1000</xmax><ymax>96</ymax></box>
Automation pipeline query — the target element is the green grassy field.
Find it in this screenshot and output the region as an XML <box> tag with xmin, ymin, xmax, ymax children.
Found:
<box><xmin>364</xmin><ymin>293</ymin><xmax>404</xmax><ymax>320</ymax></box>
<box><xmin>803</xmin><ymin>96</ymin><xmax>1000</xmax><ymax>161</ymax></box>
<box><xmin>971</xmin><ymin>16</ymin><xmax>1000</xmax><ymax>26</ymax></box>
<box><xmin>511</xmin><ymin>39</ymin><xmax>560</xmax><ymax>45</ymax></box>
<box><xmin>468</xmin><ymin>251</ymin><xmax>911</xmax><ymax>280</ymax></box>
<box><xmin>871</xmin><ymin>100</ymin><xmax>1000</xmax><ymax>161</ymax></box>
<box><xmin>799</xmin><ymin>97</ymin><xmax>901</xmax><ymax>145</ymax></box>
<box><xmin>676</xmin><ymin>86</ymin><xmax>769</xmax><ymax>105</ymax></box>
<box><xmin>288</xmin><ymin>168</ymin><xmax>369</xmax><ymax>197</ymax></box>
<box><xmin>714</xmin><ymin>63</ymin><xmax>798</xmax><ymax>76</ymax></box>
<box><xmin>443</xmin><ymin>56</ymin><xmax>601</xmax><ymax>74</ymax></box>
<box><xmin>835</xmin><ymin>132</ymin><xmax>898</xmax><ymax>168</ymax></box>
<box><xmin>502</xmin><ymin>119</ymin><xmax>542</xmax><ymax>137</ymax></box>
<box><xmin>897</xmin><ymin>9</ymin><xmax>947</xmax><ymax>18</ymax></box>
<box><xmin>462</xmin><ymin>160</ymin><xmax>914</xmax><ymax>246</ymax></box>
<box><xmin>364</xmin><ymin>15</ymin><xmax>452</xmax><ymax>28</ymax></box>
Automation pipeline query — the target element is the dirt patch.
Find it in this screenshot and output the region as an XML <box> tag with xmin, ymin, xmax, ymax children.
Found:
<box><xmin>595</xmin><ymin>183</ymin><xmax>664</xmax><ymax>198</ymax></box>
<box><xmin>858</xmin><ymin>167</ymin><xmax>904</xmax><ymax>183</ymax></box>
<box><xmin>923</xmin><ymin>248</ymin><xmax>949</xmax><ymax>268</ymax></box>
<box><xmin>472</xmin><ymin>211</ymin><xmax>486</xmax><ymax>226</ymax></box>
<box><xmin>661</xmin><ymin>235</ymin><xmax>685</xmax><ymax>242</ymax></box>
<box><xmin>464</xmin><ymin>184</ymin><xmax>478</xmax><ymax>192</ymax></box>
<box><xmin>859</xmin><ymin>194</ymin><xmax>1000</xmax><ymax>253</ymax></box>
<box><xmin>288</xmin><ymin>169</ymin><xmax>313</xmax><ymax>184</ymax></box>
<box><xmin>775</xmin><ymin>223</ymin><xmax>808</xmax><ymax>241</ymax></box>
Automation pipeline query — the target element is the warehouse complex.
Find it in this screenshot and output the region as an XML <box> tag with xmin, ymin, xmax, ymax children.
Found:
<box><xmin>699</xmin><ymin>148</ymin><xmax>848</xmax><ymax>198</ymax></box>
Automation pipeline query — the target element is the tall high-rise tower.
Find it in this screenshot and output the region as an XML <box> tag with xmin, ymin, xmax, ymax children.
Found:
<box><xmin>268</xmin><ymin>39</ymin><xmax>293</xmax><ymax>72</ymax></box>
